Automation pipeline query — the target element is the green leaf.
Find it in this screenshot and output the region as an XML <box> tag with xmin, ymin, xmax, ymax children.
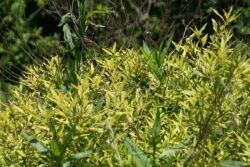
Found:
<box><xmin>212</xmin><ymin>19</ymin><xmax>218</xmax><ymax>32</ymax></box>
<box><xmin>62</xmin><ymin>124</ymin><xmax>76</xmax><ymax>153</ymax></box>
<box><xmin>123</xmin><ymin>136</ymin><xmax>152</xmax><ymax>167</ymax></box>
<box><xmin>11</xmin><ymin>1</ymin><xmax>25</xmax><ymax>19</ymax></box>
<box><xmin>201</xmin><ymin>34</ymin><xmax>208</xmax><ymax>47</ymax></box>
<box><xmin>152</xmin><ymin>110</ymin><xmax>161</xmax><ymax>140</ymax></box>
<box><xmin>158</xmin><ymin>147</ymin><xmax>183</xmax><ymax>159</ymax></box>
<box><xmin>200</xmin><ymin>23</ymin><xmax>207</xmax><ymax>33</ymax></box>
<box><xmin>102</xmin><ymin>48</ymin><xmax>114</xmax><ymax>55</ymax></box>
<box><xmin>164</xmin><ymin>32</ymin><xmax>174</xmax><ymax>54</ymax></box>
<box><xmin>219</xmin><ymin>160</ymin><xmax>245</xmax><ymax>167</ymax></box>
<box><xmin>159</xmin><ymin>142</ymin><xmax>185</xmax><ymax>159</ymax></box>
<box><xmin>112</xmin><ymin>42</ymin><xmax>117</xmax><ymax>52</ymax></box>
<box><xmin>23</xmin><ymin>134</ymin><xmax>51</xmax><ymax>156</ymax></box>
<box><xmin>211</xmin><ymin>8</ymin><xmax>225</xmax><ymax>21</ymax></box>
<box><xmin>86</xmin><ymin>9</ymin><xmax>111</xmax><ymax>19</ymax></box>
<box><xmin>158</xmin><ymin>32</ymin><xmax>174</xmax><ymax>67</ymax></box>
<box><xmin>142</xmin><ymin>42</ymin><xmax>158</xmax><ymax>72</ymax></box>
<box><xmin>58</xmin><ymin>13</ymin><xmax>71</xmax><ymax>27</ymax></box>
<box><xmin>143</xmin><ymin>42</ymin><xmax>152</xmax><ymax>57</ymax></box>
<box><xmin>70</xmin><ymin>150</ymin><xmax>93</xmax><ymax>159</ymax></box>
<box><xmin>89</xmin><ymin>21</ymin><xmax>105</xmax><ymax>28</ymax></box>
<box><xmin>50</xmin><ymin>140</ymin><xmax>61</xmax><ymax>158</ymax></box>
<box><xmin>50</xmin><ymin>124</ymin><xmax>61</xmax><ymax>144</ymax></box>
<box><xmin>63</xmin><ymin>24</ymin><xmax>75</xmax><ymax>49</ymax></box>
<box><xmin>158</xmin><ymin>136</ymin><xmax>194</xmax><ymax>159</ymax></box>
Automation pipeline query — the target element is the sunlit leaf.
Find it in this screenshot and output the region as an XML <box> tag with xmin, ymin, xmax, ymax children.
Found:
<box><xmin>212</xmin><ymin>19</ymin><xmax>218</xmax><ymax>32</ymax></box>
<box><xmin>211</xmin><ymin>8</ymin><xmax>225</xmax><ymax>21</ymax></box>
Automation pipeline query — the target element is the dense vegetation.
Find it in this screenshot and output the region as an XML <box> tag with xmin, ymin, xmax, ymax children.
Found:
<box><xmin>0</xmin><ymin>0</ymin><xmax>249</xmax><ymax>166</ymax></box>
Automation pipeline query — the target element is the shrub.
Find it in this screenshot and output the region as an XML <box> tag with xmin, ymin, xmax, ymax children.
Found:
<box><xmin>0</xmin><ymin>9</ymin><xmax>249</xmax><ymax>166</ymax></box>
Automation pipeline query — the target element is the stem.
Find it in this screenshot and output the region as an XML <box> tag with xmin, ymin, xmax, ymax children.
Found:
<box><xmin>152</xmin><ymin>143</ymin><xmax>156</xmax><ymax>167</ymax></box>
